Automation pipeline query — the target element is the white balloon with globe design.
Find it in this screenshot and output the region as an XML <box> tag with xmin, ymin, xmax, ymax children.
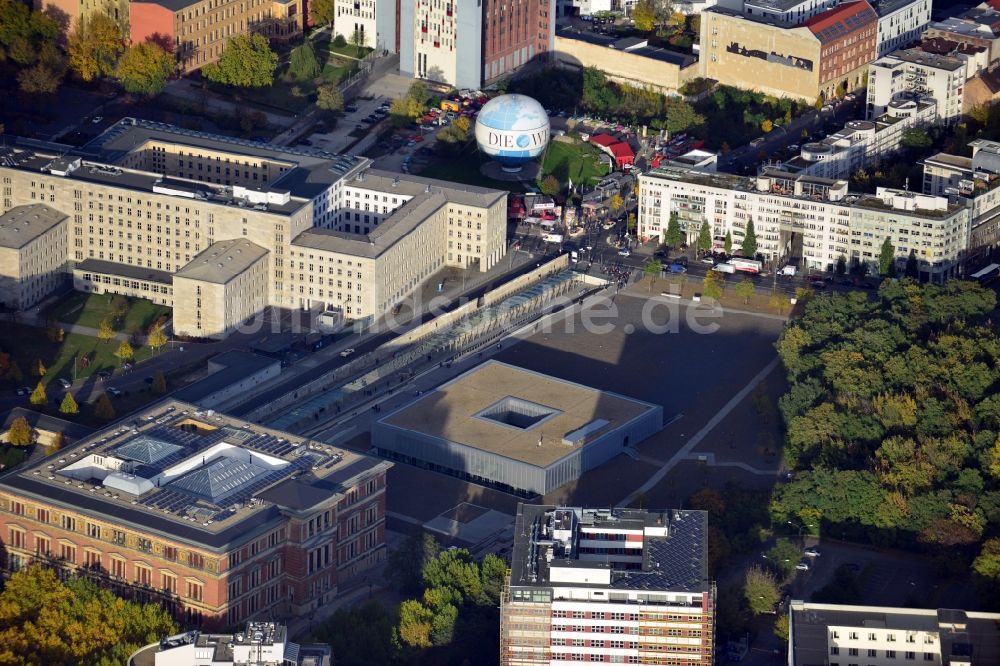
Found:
<box><xmin>474</xmin><ymin>94</ymin><xmax>550</xmax><ymax>169</ymax></box>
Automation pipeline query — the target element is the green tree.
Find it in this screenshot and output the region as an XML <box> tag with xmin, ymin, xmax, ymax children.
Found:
<box><xmin>387</xmin><ymin>531</ymin><xmax>441</xmax><ymax>596</ymax></box>
<box><xmin>901</xmin><ymin>128</ymin><xmax>932</xmax><ymax>150</ymax></box>
<box><xmin>310</xmin><ymin>0</ymin><xmax>335</xmax><ymax>26</ymax></box>
<box><xmin>5</xmin><ymin>415</ymin><xmax>34</xmax><ymax>446</ymax></box>
<box><xmin>744</xmin><ymin>565</ymin><xmax>780</xmax><ymax>615</ymax></box>
<box><xmin>665</xmin><ymin>212</ymin><xmax>682</xmax><ymax>249</ymax></box>
<box><xmin>115</xmin><ymin>340</ymin><xmax>134</xmax><ymax>362</ymax></box>
<box><xmin>761</xmin><ymin>119</ymin><xmax>773</xmax><ymax>133</ymax></box>
<box><xmin>644</xmin><ymin>258</ymin><xmax>662</xmax><ymax>292</ymax></box>
<box><xmin>350</xmin><ymin>27</ymin><xmax>367</xmax><ymax>48</ymax></box>
<box><xmin>151</xmin><ymin>370</ymin><xmax>167</xmax><ymax>394</ymax></box>
<box><xmin>741</xmin><ymin>219</ymin><xmax>757</xmax><ymax>258</ymax></box>
<box><xmin>835</xmin><ymin>82</ymin><xmax>846</xmax><ymax>99</ymax></box>
<box><xmin>116</xmin><ymin>42</ymin><xmax>173</xmax><ymax>95</ymax></box>
<box><xmin>398</xmin><ymin>599</ymin><xmax>434</xmax><ymax>647</ymax></box>
<box><xmin>835</xmin><ymin>255</ymin><xmax>847</xmax><ymax>276</ymax></box>
<box><xmin>316</xmin><ymin>82</ymin><xmax>344</xmax><ymax>112</ymax></box>
<box><xmin>814</xmin><ymin>96</ymin><xmax>824</xmax><ymax>111</ymax></box>
<box><xmin>632</xmin><ymin>0</ymin><xmax>657</xmax><ymax>31</ymax></box>
<box><xmin>905</xmin><ymin>249</ymin><xmax>919</xmax><ymax>278</ymax></box>
<box><xmin>289</xmin><ymin>40</ymin><xmax>321</xmax><ymax>81</ymax></box>
<box><xmin>480</xmin><ymin>553</ymin><xmax>507</xmax><ymax>604</ymax></box>
<box><xmin>775</xmin><ymin>614</ymin><xmax>790</xmax><ymax>641</ymax></box>
<box><xmin>29</xmin><ymin>381</ymin><xmax>46</xmax><ymax>406</ymax></box>
<box><xmin>147</xmin><ymin>322</ymin><xmax>167</xmax><ymax>354</ymax></box>
<box><xmin>33</xmin><ymin>358</ymin><xmax>45</xmax><ymax>377</ymax></box>
<box><xmin>735</xmin><ymin>277</ymin><xmax>755</xmax><ymax>304</ymax></box>
<box><xmin>59</xmin><ymin>392</ymin><xmax>79</xmax><ymax>415</ymax></box>
<box><xmin>973</xmin><ymin>538</ymin><xmax>1000</xmax><ymax>579</ymax></box>
<box><xmin>724</xmin><ymin>230</ymin><xmax>733</xmax><ymax>255</ymax></box>
<box><xmin>663</xmin><ymin>97</ymin><xmax>705</xmax><ymax>135</ymax></box>
<box><xmin>702</xmin><ymin>270</ymin><xmax>723</xmax><ymax>300</ymax></box>
<box><xmin>98</xmin><ymin>318</ymin><xmax>115</xmax><ymax>344</ymax></box>
<box><xmin>765</xmin><ymin>538</ymin><xmax>800</xmax><ymax>579</ymax></box>
<box><xmin>0</xmin><ymin>565</ymin><xmax>177</xmax><ymax>664</ymax></box>
<box><xmin>202</xmin><ymin>34</ymin><xmax>277</xmax><ymax>88</ymax></box>
<box><xmin>94</xmin><ymin>393</ymin><xmax>116</xmax><ymax>421</ymax></box>
<box><xmin>539</xmin><ymin>174</ymin><xmax>561</xmax><ymax>196</ymax></box>
<box><xmin>67</xmin><ymin>13</ymin><xmax>125</xmax><ymax>82</ymax></box>
<box><xmin>697</xmin><ymin>221</ymin><xmax>711</xmax><ymax>254</ymax></box>
<box><xmin>878</xmin><ymin>236</ymin><xmax>895</xmax><ymax>276</ymax></box>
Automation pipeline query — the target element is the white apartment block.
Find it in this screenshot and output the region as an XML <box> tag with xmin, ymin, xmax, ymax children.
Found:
<box><xmin>867</xmin><ymin>49</ymin><xmax>966</xmax><ymax>123</ymax></box>
<box><xmin>638</xmin><ymin>166</ymin><xmax>970</xmax><ymax>280</ymax></box>
<box><xmin>557</xmin><ymin>0</ymin><xmax>611</xmax><ymax>18</ymax></box>
<box><xmin>875</xmin><ymin>0</ymin><xmax>932</xmax><ymax>57</ymax></box>
<box><xmin>332</xmin><ymin>0</ymin><xmax>397</xmax><ymax>52</ymax></box>
<box><xmin>789</xmin><ymin>601</ymin><xmax>1000</xmax><ymax>666</ymax></box>
<box><xmin>0</xmin><ymin>120</ymin><xmax>508</xmax><ymax>338</ymax></box>
<box><xmin>743</xmin><ymin>0</ymin><xmax>838</xmax><ymax>26</ymax></box>
<box><xmin>922</xmin><ymin>138</ymin><xmax>1000</xmax><ymax>260</ymax></box>
<box><xmin>500</xmin><ymin>505</ymin><xmax>715</xmax><ymax>666</ymax></box>
<box><xmin>780</xmin><ymin>96</ymin><xmax>937</xmax><ymax>181</ymax></box>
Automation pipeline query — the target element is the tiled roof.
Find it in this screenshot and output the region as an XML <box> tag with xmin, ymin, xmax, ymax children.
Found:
<box><xmin>806</xmin><ymin>0</ymin><xmax>877</xmax><ymax>43</ymax></box>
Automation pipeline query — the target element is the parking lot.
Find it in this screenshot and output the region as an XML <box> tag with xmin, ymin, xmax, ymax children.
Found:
<box><xmin>784</xmin><ymin>538</ymin><xmax>978</xmax><ymax>610</ymax></box>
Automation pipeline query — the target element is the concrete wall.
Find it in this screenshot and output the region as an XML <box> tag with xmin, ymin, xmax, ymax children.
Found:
<box><xmin>372</xmin><ymin>425</ymin><xmax>550</xmax><ymax>494</ymax></box>
<box><xmin>553</xmin><ymin>36</ymin><xmax>698</xmax><ymax>94</ymax></box>
<box><xmin>700</xmin><ymin>11</ymin><xmax>821</xmax><ymax>101</ymax></box>
<box><xmin>483</xmin><ymin>253</ymin><xmax>569</xmax><ymax>306</ymax></box>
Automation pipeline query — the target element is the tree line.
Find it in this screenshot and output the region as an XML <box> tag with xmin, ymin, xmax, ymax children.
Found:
<box><xmin>771</xmin><ymin>280</ymin><xmax>1000</xmax><ymax>604</ymax></box>
<box><xmin>313</xmin><ymin>532</ymin><xmax>506</xmax><ymax>666</ymax></box>
<box><xmin>0</xmin><ymin>564</ymin><xmax>177</xmax><ymax>665</ymax></box>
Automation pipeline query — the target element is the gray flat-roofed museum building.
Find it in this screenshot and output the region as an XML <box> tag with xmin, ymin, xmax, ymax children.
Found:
<box><xmin>372</xmin><ymin>361</ymin><xmax>663</xmax><ymax>496</ymax></box>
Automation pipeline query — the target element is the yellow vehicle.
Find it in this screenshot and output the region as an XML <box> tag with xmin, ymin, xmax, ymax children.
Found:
<box><xmin>440</xmin><ymin>99</ymin><xmax>461</xmax><ymax>112</ymax></box>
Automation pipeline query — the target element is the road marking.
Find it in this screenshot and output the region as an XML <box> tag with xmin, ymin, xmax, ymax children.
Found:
<box><xmin>617</xmin><ymin>356</ymin><xmax>781</xmax><ymax>507</ymax></box>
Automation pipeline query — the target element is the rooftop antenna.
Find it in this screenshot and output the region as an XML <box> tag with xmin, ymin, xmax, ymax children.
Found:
<box><xmin>904</xmin><ymin>177</ymin><xmax>909</xmax><ymax>192</ymax></box>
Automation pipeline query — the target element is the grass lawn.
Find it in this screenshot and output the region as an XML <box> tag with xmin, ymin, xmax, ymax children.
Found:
<box><xmin>540</xmin><ymin>140</ymin><xmax>606</xmax><ymax>187</ymax></box>
<box><xmin>45</xmin><ymin>292</ymin><xmax>170</xmax><ymax>333</ymax></box>
<box><xmin>328</xmin><ymin>43</ymin><xmax>372</xmax><ymax>59</ymax></box>
<box><xmin>0</xmin><ymin>322</ymin><xmax>153</xmax><ymax>386</ymax></box>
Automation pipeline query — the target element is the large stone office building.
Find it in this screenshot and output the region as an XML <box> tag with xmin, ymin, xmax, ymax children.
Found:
<box><xmin>0</xmin><ymin>119</ymin><xmax>508</xmax><ymax>337</ymax></box>
<box><xmin>0</xmin><ymin>399</ymin><xmax>392</xmax><ymax>627</ymax></box>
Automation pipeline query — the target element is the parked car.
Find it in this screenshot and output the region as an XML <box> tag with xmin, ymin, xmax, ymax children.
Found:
<box><xmin>795</xmin><ymin>561</ymin><xmax>810</xmax><ymax>571</ymax></box>
<box><xmin>700</xmin><ymin>256</ymin><xmax>715</xmax><ymax>265</ymax></box>
<box><xmin>804</xmin><ymin>547</ymin><xmax>821</xmax><ymax>557</ymax></box>
<box><xmin>97</xmin><ymin>371</ymin><xmax>111</xmax><ymax>381</ymax></box>
<box><xmin>57</xmin><ymin>378</ymin><xmax>71</xmax><ymax>389</ymax></box>
<box><xmin>618</xmin><ymin>248</ymin><xmax>632</xmax><ymax>257</ymax></box>
<box><xmin>15</xmin><ymin>387</ymin><xmax>31</xmax><ymax>396</ymax></box>
<box><xmin>344</xmin><ymin>104</ymin><xmax>358</xmax><ymax>113</ymax></box>
<box><xmin>340</xmin><ymin>348</ymin><xmax>356</xmax><ymax>358</ymax></box>
<box><xmin>143</xmin><ymin>376</ymin><xmax>154</xmax><ymax>385</ymax></box>
<box><xmin>106</xmin><ymin>387</ymin><xmax>122</xmax><ymax>398</ymax></box>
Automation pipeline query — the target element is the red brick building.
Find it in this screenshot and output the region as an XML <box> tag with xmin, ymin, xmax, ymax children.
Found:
<box><xmin>806</xmin><ymin>0</ymin><xmax>878</xmax><ymax>99</ymax></box>
<box><xmin>130</xmin><ymin>0</ymin><xmax>304</xmax><ymax>73</ymax></box>
<box><xmin>0</xmin><ymin>400</ymin><xmax>390</xmax><ymax>628</ymax></box>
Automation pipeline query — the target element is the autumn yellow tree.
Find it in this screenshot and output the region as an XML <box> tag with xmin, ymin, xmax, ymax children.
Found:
<box><xmin>147</xmin><ymin>321</ymin><xmax>167</xmax><ymax>354</ymax></box>
<box><xmin>0</xmin><ymin>565</ymin><xmax>176</xmax><ymax>664</ymax></box>
<box><xmin>67</xmin><ymin>13</ymin><xmax>125</xmax><ymax>82</ymax></box>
